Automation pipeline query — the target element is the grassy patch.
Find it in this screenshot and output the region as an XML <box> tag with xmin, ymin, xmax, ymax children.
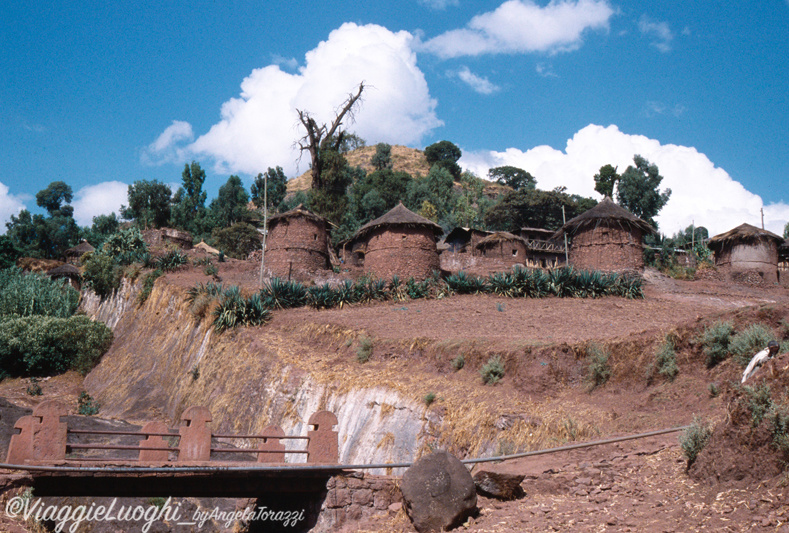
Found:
<box><xmin>646</xmin><ymin>339</ymin><xmax>679</xmax><ymax>383</ymax></box>
<box><xmin>679</xmin><ymin>416</ymin><xmax>711</xmax><ymax>468</ymax></box>
<box><xmin>730</xmin><ymin>324</ymin><xmax>775</xmax><ymax>366</ymax></box>
<box><xmin>696</xmin><ymin>321</ymin><xmax>734</xmax><ymax>368</ymax></box>
<box><xmin>585</xmin><ymin>343</ymin><xmax>611</xmax><ymax>391</ymax></box>
<box><xmin>356</xmin><ymin>336</ymin><xmax>373</xmax><ymax>363</ymax></box>
<box><xmin>480</xmin><ymin>355</ymin><xmax>505</xmax><ymax>385</ymax></box>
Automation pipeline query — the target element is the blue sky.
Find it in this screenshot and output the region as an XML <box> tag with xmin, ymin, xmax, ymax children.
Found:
<box><xmin>1</xmin><ymin>0</ymin><xmax>787</xmax><ymax>236</ymax></box>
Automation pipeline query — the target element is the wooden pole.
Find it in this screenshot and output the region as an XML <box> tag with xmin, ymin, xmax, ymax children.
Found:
<box><xmin>258</xmin><ymin>173</ymin><xmax>268</xmax><ymax>289</ymax></box>
<box><xmin>562</xmin><ymin>205</ymin><xmax>569</xmax><ymax>265</ymax></box>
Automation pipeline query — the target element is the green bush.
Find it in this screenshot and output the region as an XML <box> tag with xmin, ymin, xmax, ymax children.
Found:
<box><xmin>730</xmin><ymin>324</ymin><xmax>776</xmax><ymax>366</ymax></box>
<box><xmin>212</xmin><ymin>222</ymin><xmax>261</xmax><ymax>260</ymax></box>
<box><xmin>137</xmin><ymin>269</ymin><xmax>163</xmax><ymax>304</ymax></box>
<box><xmin>357</xmin><ymin>336</ymin><xmax>373</xmax><ymax>363</ymax></box>
<box><xmin>585</xmin><ymin>343</ymin><xmax>611</xmax><ymax>391</ymax></box>
<box><xmin>480</xmin><ymin>355</ymin><xmax>505</xmax><ymax>384</ymax></box>
<box><xmin>742</xmin><ymin>384</ymin><xmax>773</xmax><ymax>427</ymax></box>
<box><xmin>423</xmin><ymin>392</ymin><xmax>436</xmax><ymax>406</ymax></box>
<box><xmin>101</xmin><ymin>227</ymin><xmax>148</xmax><ymax>261</ymax></box>
<box><xmin>647</xmin><ymin>339</ymin><xmax>679</xmax><ymax>383</ymax></box>
<box><xmin>0</xmin><ymin>267</ymin><xmax>79</xmax><ymax>318</ymax></box>
<box><xmin>154</xmin><ymin>250</ymin><xmax>188</xmax><ymax>272</ymax></box>
<box><xmin>0</xmin><ymin>315</ymin><xmax>113</xmax><ymax>377</ymax></box>
<box><xmin>451</xmin><ymin>354</ymin><xmax>465</xmax><ymax>371</ymax></box>
<box><xmin>696</xmin><ymin>321</ymin><xmax>734</xmax><ymax>368</ymax></box>
<box><xmin>82</xmin><ymin>252</ymin><xmax>121</xmax><ymax>299</ymax></box>
<box><xmin>770</xmin><ymin>405</ymin><xmax>789</xmax><ymax>458</ymax></box>
<box><xmin>679</xmin><ymin>416</ymin><xmax>711</xmax><ymax>468</ymax></box>
<box><xmin>77</xmin><ymin>391</ymin><xmax>100</xmax><ymax>416</ymax></box>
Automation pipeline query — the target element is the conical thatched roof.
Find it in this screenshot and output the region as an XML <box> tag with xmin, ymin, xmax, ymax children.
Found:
<box><xmin>552</xmin><ymin>197</ymin><xmax>655</xmax><ymax>239</ymax></box>
<box><xmin>267</xmin><ymin>204</ymin><xmax>327</xmax><ymax>229</ymax></box>
<box><xmin>354</xmin><ymin>202</ymin><xmax>443</xmax><ymax>241</ymax></box>
<box><xmin>708</xmin><ymin>223</ymin><xmax>783</xmax><ymax>251</ymax></box>
<box><xmin>64</xmin><ymin>240</ymin><xmax>94</xmax><ymax>257</ymax></box>
<box><xmin>476</xmin><ymin>231</ymin><xmax>527</xmax><ymax>249</ymax></box>
<box><xmin>47</xmin><ymin>263</ymin><xmax>81</xmax><ymax>278</ymax></box>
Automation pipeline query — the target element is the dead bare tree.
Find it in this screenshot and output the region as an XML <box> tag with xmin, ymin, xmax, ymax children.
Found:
<box><xmin>296</xmin><ymin>82</ymin><xmax>364</xmax><ymax>191</ymax></box>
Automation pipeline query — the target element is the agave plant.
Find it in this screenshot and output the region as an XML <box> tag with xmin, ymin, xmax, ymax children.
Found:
<box><xmin>260</xmin><ymin>277</ymin><xmax>308</xmax><ymax>309</ymax></box>
<box><xmin>156</xmin><ymin>250</ymin><xmax>189</xmax><ymax>272</ymax></box>
<box><xmin>388</xmin><ymin>275</ymin><xmax>408</xmax><ymax>302</ymax></box>
<box><xmin>445</xmin><ymin>272</ymin><xmax>489</xmax><ymax>295</ymax></box>
<box><xmin>405</xmin><ymin>277</ymin><xmax>431</xmax><ymax>300</ymax></box>
<box><xmin>488</xmin><ymin>272</ymin><xmax>516</xmax><ymax>297</ymax></box>
<box><xmin>212</xmin><ymin>287</ymin><xmax>271</xmax><ymax>331</ymax></box>
<box><xmin>308</xmin><ymin>284</ymin><xmax>339</xmax><ymax>309</ymax></box>
<box><xmin>523</xmin><ymin>268</ymin><xmax>550</xmax><ymax>298</ymax></box>
<box><xmin>355</xmin><ymin>277</ymin><xmax>387</xmax><ymax>303</ymax></box>
<box><xmin>334</xmin><ymin>280</ymin><xmax>361</xmax><ymax>308</ymax></box>
<box><xmin>548</xmin><ymin>267</ymin><xmax>575</xmax><ymax>297</ymax></box>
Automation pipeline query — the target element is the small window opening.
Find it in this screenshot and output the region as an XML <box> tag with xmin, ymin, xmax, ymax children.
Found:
<box><xmin>512</xmin><ymin>249</ymin><xmax>518</xmax><ymax>257</ymax></box>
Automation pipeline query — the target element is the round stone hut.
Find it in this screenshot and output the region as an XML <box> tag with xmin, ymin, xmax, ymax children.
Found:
<box><xmin>265</xmin><ymin>204</ymin><xmax>330</xmax><ymax>278</ymax></box>
<box><xmin>63</xmin><ymin>240</ymin><xmax>94</xmax><ymax>265</ymax></box>
<box><xmin>708</xmin><ymin>223</ymin><xmax>782</xmax><ymax>283</ymax></box>
<box><xmin>553</xmin><ymin>197</ymin><xmax>655</xmax><ymax>272</ymax></box>
<box><xmin>353</xmin><ymin>202</ymin><xmax>443</xmax><ymax>280</ymax></box>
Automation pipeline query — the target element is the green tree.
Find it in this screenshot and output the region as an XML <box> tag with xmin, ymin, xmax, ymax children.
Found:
<box><xmin>120</xmin><ymin>180</ymin><xmax>171</xmax><ymax>229</ymax></box>
<box><xmin>171</xmin><ymin>161</ymin><xmax>208</xmax><ymax>236</ymax></box>
<box><xmin>424</xmin><ymin>140</ymin><xmax>462</xmax><ymax>180</ymax></box>
<box><xmin>212</xmin><ymin>222</ymin><xmax>261</xmax><ymax>260</ymax></box>
<box><xmin>209</xmin><ymin>175</ymin><xmax>250</xmax><ymax>229</ymax></box>
<box><xmin>371</xmin><ymin>143</ymin><xmax>393</xmax><ymax>171</ymax></box>
<box><xmin>594</xmin><ymin>164</ymin><xmax>620</xmax><ymax>198</ymax></box>
<box><xmin>81</xmin><ymin>213</ymin><xmax>121</xmax><ymax>251</ymax></box>
<box><xmin>350</xmin><ymin>166</ymin><xmax>413</xmax><ymax>222</ymax></box>
<box><xmin>308</xmin><ymin>147</ymin><xmax>361</xmax><ymax>225</ymax></box>
<box><xmin>406</xmin><ymin>165</ymin><xmax>455</xmax><ymax>224</ymax></box>
<box><xmin>484</xmin><ymin>187</ymin><xmax>597</xmax><ymax>233</ymax></box>
<box><xmin>251</xmin><ymin>167</ymin><xmax>288</xmax><ymax>211</ymax></box>
<box><xmin>6</xmin><ymin>182</ymin><xmax>79</xmax><ymax>259</ymax></box>
<box><xmin>784</xmin><ymin>222</ymin><xmax>789</xmax><ymax>239</ymax></box>
<box><xmin>488</xmin><ymin>166</ymin><xmax>536</xmax><ymax>191</ymax></box>
<box><xmin>616</xmin><ymin>155</ymin><xmax>671</xmax><ymax>228</ymax></box>
<box><xmin>0</xmin><ymin>235</ymin><xmax>21</xmax><ymax>269</ymax></box>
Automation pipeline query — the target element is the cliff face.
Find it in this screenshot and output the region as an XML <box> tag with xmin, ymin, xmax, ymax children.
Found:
<box><xmin>82</xmin><ymin>278</ymin><xmax>427</xmax><ymax>470</ymax></box>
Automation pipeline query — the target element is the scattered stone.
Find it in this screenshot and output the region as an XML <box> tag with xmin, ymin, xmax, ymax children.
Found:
<box><xmin>388</xmin><ymin>502</ymin><xmax>403</xmax><ymax>515</ymax></box>
<box><xmin>473</xmin><ymin>471</ymin><xmax>526</xmax><ymax>500</ymax></box>
<box><xmin>401</xmin><ymin>451</ymin><xmax>477</xmax><ymax>533</ymax></box>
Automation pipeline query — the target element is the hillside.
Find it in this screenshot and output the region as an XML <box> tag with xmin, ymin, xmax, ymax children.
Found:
<box><xmin>2</xmin><ymin>257</ymin><xmax>789</xmax><ymax>532</ymax></box>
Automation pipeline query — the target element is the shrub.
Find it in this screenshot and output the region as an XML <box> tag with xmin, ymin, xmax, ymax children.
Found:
<box><xmin>204</xmin><ymin>263</ymin><xmax>218</xmax><ymax>277</ymax></box>
<box><xmin>82</xmin><ymin>252</ymin><xmax>122</xmax><ymax>299</ymax></box>
<box><xmin>585</xmin><ymin>343</ymin><xmax>611</xmax><ymax>391</ymax></box>
<box><xmin>0</xmin><ymin>267</ymin><xmax>80</xmax><ymax>318</ymax></box>
<box><xmin>451</xmin><ymin>354</ymin><xmax>465</xmax><ymax>371</ymax></box>
<box><xmin>480</xmin><ymin>355</ymin><xmax>505</xmax><ymax>385</ymax></box>
<box><xmin>647</xmin><ymin>339</ymin><xmax>679</xmax><ymax>383</ymax></box>
<box><xmin>357</xmin><ymin>336</ymin><xmax>373</xmax><ymax>363</ymax></box>
<box><xmin>0</xmin><ymin>315</ymin><xmax>113</xmax><ymax>377</ymax></box>
<box><xmin>101</xmin><ymin>227</ymin><xmax>147</xmax><ymax>261</ymax></box>
<box><xmin>708</xmin><ymin>383</ymin><xmax>719</xmax><ymax>398</ymax></box>
<box><xmin>423</xmin><ymin>392</ymin><xmax>436</xmax><ymax>406</ymax></box>
<box><xmin>742</xmin><ymin>384</ymin><xmax>773</xmax><ymax>427</ymax></box>
<box><xmin>679</xmin><ymin>416</ymin><xmax>711</xmax><ymax>468</ymax></box>
<box><xmin>730</xmin><ymin>324</ymin><xmax>776</xmax><ymax>366</ymax></box>
<box><xmin>405</xmin><ymin>277</ymin><xmax>431</xmax><ymax>300</ymax></box>
<box><xmin>189</xmin><ymin>365</ymin><xmax>200</xmax><ymax>381</ymax></box>
<box><xmin>26</xmin><ymin>377</ymin><xmax>42</xmax><ymax>396</ymax></box>
<box><xmin>696</xmin><ymin>321</ymin><xmax>734</xmax><ymax>368</ymax></box>
<box><xmin>77</xmin><ymin>391</ymin><xmax>100</xmax><ymax>416</ymax></box>
<box><xmin>137</xmin><ymin>269</ymin><xmax>163</xmax><ymax>304</ymax></box>
<box><xmin>770</xmin><ymin>405</ymin><xmax>789</xmax><ymax>458</ymax></box>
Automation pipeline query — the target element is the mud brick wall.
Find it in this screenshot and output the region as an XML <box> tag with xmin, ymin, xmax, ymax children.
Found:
<box><xmin>319</xmin><ymin>473</ymin><xmax>401</xmax><ymax>530</ymax></box>
<box><xmin>569</xmin><ymin>225</ymin><xmax>645</xmax><ymax>272</ymax></box>
<box><xmin>478</xmin><ymin>241</ymin><xmax>529</xmax><ymax>271</ymax></box>
<box><xmin>714</xmin><ymin>241</ymin><xmax>779</xmax><ymax>283</ymax></box>
<box><xmin>266</xmin><ymin>217</ymin><xmax>329</xmax><ymax>277</ymax></box>
<box><xmin>364</xmin><ymin>227</ymin><xmax>439</xmax><ymax>280</ymax></box>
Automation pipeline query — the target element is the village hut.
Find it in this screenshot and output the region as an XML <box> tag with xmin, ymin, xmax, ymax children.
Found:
<box><xmin>47</xmin><ymin>263</ymin><xmax>82</xmax><ymax>289</ymax></box>
<box><xmin>707</xmin><ymin>223</ymin><xmax>783</xmax><ymax>283</ymax></box>
<box><xmin>265</xmin><ymin>204</ymin><xmax>330</xmax><ymax>278</ymax></box>
<box><xmin>352</xmin><ymin>202</ymin><xmax>443</xmax><ymax>280</ymax></box>
<box><xmin>519</xmin><ymin>227</ymin><xmax>566</xmax><ymax>268</ymax></box>
<box><xmin>63</xmin><ymin>240</ymin><xmax>94</xmax><ymax>265</ymax></box>
<box><xmin>553</xmin><ymin>197</ymin><xmax>655</xmax><ymax>272</ymax></box>
<box><xmin>475</xmin><ymin>232</ymin><xmax>530</xmax><ymax>271</ymax></box>
<box><xmin>443</xmin><ymin>227</ymin><xmax>491</xmax><ymax>254</ymax></box>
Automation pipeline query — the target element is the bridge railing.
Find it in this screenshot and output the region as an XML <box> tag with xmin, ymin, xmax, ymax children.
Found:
<box><xmin>6</xmin><ymin>401</ymin><xmax>339</xmax><ymax>465</ymax></box>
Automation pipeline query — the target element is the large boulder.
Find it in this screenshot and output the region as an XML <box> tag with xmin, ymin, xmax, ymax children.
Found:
<box><xmin>401</xmin><ymin>451</ymin><xmax>477</xmax><ymax>532</ymax></box>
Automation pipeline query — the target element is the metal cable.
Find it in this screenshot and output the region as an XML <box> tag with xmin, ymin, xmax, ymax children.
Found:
<box><xmin>0</xmin><ymin>425</ymin><xmax>689</xmax><ymax>474</ymax></box>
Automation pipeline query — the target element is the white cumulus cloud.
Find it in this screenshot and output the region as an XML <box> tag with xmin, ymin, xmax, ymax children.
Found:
<box><xmin>456</xmin><ymin>66</ymin><xmax>500</xmax><ymax>94</ymax></box>
<box><xmin>419</xmin><ymin>0</ymin><xmax>614</xmax><ymax>58</ymax></box>
<box><xmin>141</xmin><ymin>120</ymin><xmax>194</xmax><ymax>165</ymax></box>
<box><xmin>461</xmin><ymin>124</ymin><xmax>783</xmax><ymax>237</ymax></box>
<box><xmin>0</xmin><ymin>182</ymin><xmax>27</xmax><ymax>234</ymax></box>
<box><xmin>150</xmin><ymin>23</ymin><xmax>441</xmax><ymax>178</ymax></box>
<box><xmin>72</xmin><ymin>181</ymin><xmax>129</xmax><ymax>227</ymax></box>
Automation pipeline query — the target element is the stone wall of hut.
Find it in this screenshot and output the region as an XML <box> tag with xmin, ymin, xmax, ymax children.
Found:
<box><xmin>266</xmin><ymin>217</ymin><xmax>329</xmax><ymax>278</ymax></box>
<box><xmin>569</xmin><ymin>225</ymin><xmax>645</xmax><ymax>272</ymax></box>
<box><xmin>477</xmin><ymin>241</ymin><xmax>529</xmax><ymax>272</ymax></box>
<box><xmin>714</xmin><ymin>240</ymin><xmax>779</xmax><ymax>283</ymax></box>
<box><xmin>364</xmin><ymin>227</ymin><xmax>438</xmax><ymax>280</ymax></box>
